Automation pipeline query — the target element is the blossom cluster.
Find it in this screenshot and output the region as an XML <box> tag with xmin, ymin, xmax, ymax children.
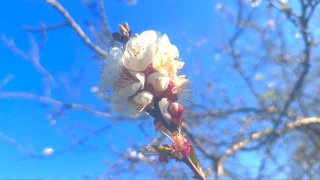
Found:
<box><xmin>99</xmin><ymin>29</ymin><xmax>190</xmax><ymax>120</ymax></box>
<box><xmin>99</xmin><ymin>24</ymin><xmax>194</xmax><ymax>166</ymax></box>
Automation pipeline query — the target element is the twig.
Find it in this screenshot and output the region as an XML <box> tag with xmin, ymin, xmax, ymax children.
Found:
<box><xmin>1</xmin><ymin>35</ymin><xmax>58</xmax><ymax>87</ymax></box>
<box><xmin>23</xmin><ymin>22</ymin><xmax>68</xmax><ymax>32</ymax></box>
<box><xmin>217</xmin><ymin>117</ymin><xmax>320</xmax><ymax>179</ymax></box>
<box><xmin>150</xmin><ymin>99</ymin><xmax>206</xmax><ymax>180</ymax></box>
<box><xmin>45</xmin><ymin>0</ymin><xmax>107</xmax><ymax>58</ymax></box>
<box><xmin>0</xmin><ymin>74</ymin><xmax>14</xmax><ymax>90</ymax></box>
<box><xmin>0</xmin><ymin>91</ymin><xmax>113</xmax><ymax>118</ymax></box>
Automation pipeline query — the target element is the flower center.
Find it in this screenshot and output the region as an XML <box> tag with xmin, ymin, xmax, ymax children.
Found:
<box><xmin>131</xmin><ymin>42</ymin><xmax>145</xmax><ymax>58</ymax></box>
<box><xmin>172</xmin><ymin>132</ymin><xmax>186</xmax><ymax>151</ymax></box>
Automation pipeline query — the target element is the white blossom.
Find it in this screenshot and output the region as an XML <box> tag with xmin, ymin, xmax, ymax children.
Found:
<box><xmin>132</xmin><ymin>91</ymin><xmax>153</xmax><ymax>110</ymax></box>
<box><xmin>122</xmin><ymin>31</ymin><xmax>161</xmax><ymax>72</ymax></box>
<box><xmin>152</xmin><ymin>34</ymin><xmax>184</xmax><ymax>77</ymax></box>
<box><xmin>110</xmin><ymin>91</ymin><xmax>153</xmax><ymax>116</ymax></box>
<box><xmin>99</xmin><ymin>47</ymin><xmax>123</xmax><ymax>89</ymax></box>
<box><xmin>157</xmin><ymin>34</ymin><xmax>179</xmax><ymax>59</ymax></box>
<box><xmin>147</xmin><ymin>72</ymin><xmax>170</xmax><ymax>95</ymax></box>
<box><xmin>114</xmin><ymin>72</ymin><xmax>145</xmax><ymax>97</ymax></box>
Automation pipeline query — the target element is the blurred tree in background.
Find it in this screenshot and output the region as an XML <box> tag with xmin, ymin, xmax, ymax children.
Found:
<box><xmin>1</xmin><ymin>0</ymin><xmax>320</xmax><ymax>179</ymax></box>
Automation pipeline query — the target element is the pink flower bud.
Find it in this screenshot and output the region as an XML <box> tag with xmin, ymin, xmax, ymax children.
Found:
<box><xmin>164</xmin><ymin>81</ymin><xmax>178</xmax><ymax>102</ymax></box>
<box><xmin>168</xmin><ymin>103</ymin><xmax>184</xmax><ymax>118</ymax></box>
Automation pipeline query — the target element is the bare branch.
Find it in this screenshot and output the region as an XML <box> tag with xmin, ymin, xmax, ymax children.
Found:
<box><xmin>45</xmin><ymin>0</ymin><xmax>107</xmax><ymax>58</ymax></box>
<box><xmin>217</xmin><ymin>117</ymin><xmax>320</xmax><ymax>178</ymax></box>
<box><xmin>0</xmin><ymin>91</ymin><xmax>113</xmax><ymax>118</ymax></box>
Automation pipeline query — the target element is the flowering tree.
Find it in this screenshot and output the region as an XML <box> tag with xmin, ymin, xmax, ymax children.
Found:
<box><xmin>1</xmin><ymin>0</ymin><xmax>320</xmax><ymax>179</ymax></box>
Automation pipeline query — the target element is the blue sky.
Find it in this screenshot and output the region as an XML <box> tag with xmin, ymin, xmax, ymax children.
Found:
<box><xmin>0</xmin><ymin>0</ymin><xmax>224</xmax><ymax>179</ymax></box>
<box><xmin>0</xmin><ymin>0</ymin><xmax>295</xmax><ymax>179</ymax></box>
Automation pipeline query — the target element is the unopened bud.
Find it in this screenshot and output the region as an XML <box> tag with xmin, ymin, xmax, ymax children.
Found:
<box><xmin>164</xmin><ymin>81</ymin><xmax>178</xmax><ymax>103</ymax></box>
<box><xmin>119</xmin><ymin>24</ymin><xmax>128</xmax><ymax>34</ymax></box>
<box><xmin>168</xmin><ymin>103</ymin><xmax>184</xmax><ymax>118</ymax></box>
<box><xmin>124</xmin><ymin>22</ymin><xmax>130</xmax><ymax>31</ymax></box>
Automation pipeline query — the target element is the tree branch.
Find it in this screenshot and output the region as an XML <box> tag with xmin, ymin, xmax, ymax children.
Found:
<box><xmin>217</xmin><ymin>117</ymin><xmax>320</xmax><ymax>179</ymax></box>
<box><xmin>45</xmin><ymin>0</ymin><xmax>107</xmax><ymax>58</ymax></box>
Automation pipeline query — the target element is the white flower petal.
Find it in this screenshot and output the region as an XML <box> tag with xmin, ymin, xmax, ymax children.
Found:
<box><xmin>158</xmin><ymin>34</ymin><xmax>179</xmax><ymax>58</ymax></box>
<box><xmin>129</xmin><ymin>72</ymin><xmax>145</xmax><ymax>89</ymax></box>
<box><xmin>99</xmin><ymin>47</ymin><xmax>123</xmax><ymax>89</ymax></box>
<box><xmin>147</xmin><ymin>72</ymin><xmax>170</xmax><ymax>93</ymax></box>
<box><xmin>140</xmin><ymin>30</ymin><xmax>162</xmax><ymax>45</ymax></box>
<box><xmin>175</xmin><ymin>61</ymin><xmax>185</xmax><ymax>70</ymax></box>
<box><xmin>133</xmin><ymin>91</ymin><xmax>153</xmax><ymax>111</ymax></box>
<box><xmin>167</xmin><ymin>44</ymin><xmax>179</xmax><ymax>59</ymax></box>
<box><xmin>110</xmin><ymin>94</ymin><xmax>138</xmax><ymax>116</ymax></box>
<box><xmin>114</xmin><ymin>72</ymin><xmax>144</xmax><ymax>97</ymax></box>
<box><xmin>118</xmin><ymin>82</ymin><xmax>142</xmax><ymax>97</ymax></box>
<box><xmin>123</xmin><ymin>44</ymin><xmax>155</xmax><ymax>72</ymax></box>
<box><xmin>159</xmin><ymin>98</ymin><xmax>171</xmax><ymax>119</ymax></box>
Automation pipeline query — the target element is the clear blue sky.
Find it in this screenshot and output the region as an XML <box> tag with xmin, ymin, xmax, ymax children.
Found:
<box><xmin>0</xmin><ymin>0</ymin><xmax>281</xmax><ymax>179</ymax></box>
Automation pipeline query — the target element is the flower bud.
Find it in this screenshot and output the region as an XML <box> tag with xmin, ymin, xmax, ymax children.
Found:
<box><xmin>168</xmin><ymin>103</ymin><xmax>184</xmax><ymax>118</ymax></box>
<box><xmin>124</xmin><ymin>22</ymin><xmax>130</xmax><ymax>31</ymax></box>
<box><xmin>167</xmin><ymin>102</ymin><xmax>184</xmax><ymax>126</ymax></box>
<box><xmin>119</xmin><ymin>24</ymin><xmax>128</xmax><ymax>34</ymax></box>
<box><xmin>164</xmin><ymin>81</ymin><xmax>178</xmax><ymax>102</ymax></box>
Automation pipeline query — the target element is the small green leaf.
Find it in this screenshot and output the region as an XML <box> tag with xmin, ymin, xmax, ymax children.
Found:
<box><xmin>152</xmin><ymin>145</ymin><xmax>174</xmax><ymax>156</ymax></box>
<box><xmin>189</xmin><ymin>146</ymin><xmax>204</xmax><ymax>175</ymax></box>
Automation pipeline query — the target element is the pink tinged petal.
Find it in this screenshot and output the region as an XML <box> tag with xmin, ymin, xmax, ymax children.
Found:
<box><xmin>168</xmin><ymin>102</ymin><xmax>184</xmax><ymax>118</ymax></box>
<box><xmin>99</xmin><ymin>47</ymin><xmax>123</xmax><ymax>89</ymax></box>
